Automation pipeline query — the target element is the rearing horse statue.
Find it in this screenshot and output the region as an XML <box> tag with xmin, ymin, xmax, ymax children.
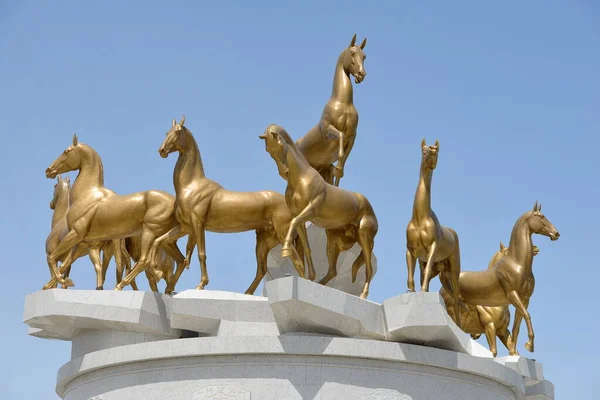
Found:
<box><xmin>260</xmin><ymin>124</ymin><xmax>378</xmax><ymax>299</ymax></box>
<box><xmin>406</xmin><ymin>139</ymin><xmax>462</xmax><ymax>323</ymax></box>
<box><xmin>145</xmin><ymin>116</ymin><xmax>315</xmax><ymax>295</ymax></box>
<box><xmin>458</xmin><ymin>202</ymin><xmax>560</xmax><ymax>354</ymax></box>
<box><xmin>295</xmin><ymin>34</ymin><xmax>367</xmax><ymax>187</ymax></box>
<box><xmin>43</xmin><ymin>134</ymin><xmax>187</xmax><ymax>291</ymax></box>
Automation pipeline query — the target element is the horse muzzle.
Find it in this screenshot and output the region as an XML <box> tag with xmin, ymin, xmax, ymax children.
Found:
<box><xmin>45</xmin><ymin>168</ymin><xmax>58</xmax><ymax>179</ymax></box>
<box><xmin>158</xmin><ymin>148</ymin><xmax>169</xmax><ymax>158</ymax></box>
<box><xmin>549</xmin><ymin>230</ymin><xmax>560</xmax><ymax>241</ymax></box>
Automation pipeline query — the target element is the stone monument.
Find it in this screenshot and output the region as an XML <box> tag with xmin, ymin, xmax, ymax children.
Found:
<box><xmin>25</xmin><ymin>34</ymin><xmax>557</xmax><ymax>399</ymax></box>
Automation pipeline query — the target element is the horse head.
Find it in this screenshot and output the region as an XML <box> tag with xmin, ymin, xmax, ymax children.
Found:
<box><xmin>46</xmin><ymin>134</ymin><xmax>82</xmax><ymax>178</ymax></box>
<box><xmin>421</xmin><ymin>138</ymin><xmax>440</xmax><ymax>170</ymax></box>
<box><xmin>259</xmin><ymin>124</ymin><xmax>292</xmax><ymax>181</ymax></box>
<box><xmin>159</xmin><ymin>115</ymin><xmax>188</xmax><ymax>158</ymax></box>
<box><xmin>343</xmin><ymin>34</ymin><xmax>367</xmax><ymax>84</ymax></box>
<box><xmin>49</xmin><ymin>175</ymin><xmax>70</xmax><ymax>210</ymax></box>
<box><xmin>527</xmin><ymin>201</ymin><xmax>560</xmax><ymax>241</ymax></box>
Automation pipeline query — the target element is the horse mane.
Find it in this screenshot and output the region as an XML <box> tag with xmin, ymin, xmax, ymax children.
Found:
<box><xmin>79</xmin><ymin>143</ymin><xmax>104</xmax><ymax>186</ymax></box>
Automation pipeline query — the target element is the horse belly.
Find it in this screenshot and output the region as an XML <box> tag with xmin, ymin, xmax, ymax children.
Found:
<box><xmin>204</xmin><ymin>191</ymin><xmax>270</xmax><ymax>233</ymax></box>
<box><xmin>311</xmin><ymin>189</ymin><xmax>359</xmax><ymax>229</ymax></box>
<box><xmin>459</xmin><ymin>270</ymin><xmax>508</xmax><ymax>306</ymax></box>
<box><xmin>85</xmin><ymin>196</ymin><xmax>147</xmax><ymax>240</ymax></box>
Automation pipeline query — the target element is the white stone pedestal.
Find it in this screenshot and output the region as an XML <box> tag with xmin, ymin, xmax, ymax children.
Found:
<box><xmin>23</xmin><ymin>277</ymin><xmax>553</xmax><ymax>400</ymax></box>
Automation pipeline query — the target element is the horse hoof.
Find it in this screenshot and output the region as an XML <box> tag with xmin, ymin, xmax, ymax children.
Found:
<box><xmin>359</xmin><ymin>293</ymin><xmax>368</xmax><ymax>299</ymax></box>
<box><xmin>280</xmin><ymin>246</ymin><xmax>293</xmax><ymax>258</ymax></box>
<box><xmin>62</xmin><ymin>278</ymin><xmax>75</xmax><ymax>288</ymax></box>
<box><xmin>96</xmin><ymin>285</ymin><xmax>104</xmax><ymax>290</ymax></box>
<box><xmin>525</xmin><ymin>341</ymin><xmax>534</xmax><ymax>352</ymax></box>
<box><xmin>113</xmin><ymin>285</ymin><xmax>123</xmax><ymax>291</ymax></box>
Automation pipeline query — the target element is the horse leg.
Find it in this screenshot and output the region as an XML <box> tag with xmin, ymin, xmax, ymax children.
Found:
<box><xmin>421</xmin><ymin>242</ymin><xmax>438</xmax><ymax>292</ymax></box>
<box><xmin>120</xmin><ymin>242</ymin><xmax>138</xmax><ymax>291</ymax></box>
<box><xmin>148</xmin><ymin>225</ymin><xmax>184</xmax><ymax>268</ymax></box>
<box><xmin>296</xmin><ymin>223</ymin><xmax>315</xmax><ymax>280</ymax></box>
<box><xmin>282</xmin><ymin>196</ymin><xmax>323</xmax><ymax>256</ymax></box>
<box><xmin>483</xmin><ymin>322</ymin><xmax>498</xmax><ymax>357</ymax></box>
<box><xmin>497</xmin><ymin>328</ymin><xmax>515</xmax><ymax>356</ymax></box>
<box><xmin>88</xmin><ymin>246</ymin><xmax>104</xmax><ymax>290</ymax></box>
<box><xmin>57</xmin><ymin>245</ymin><xmax>87</xmax><ymax>289</ymax></box>
<box><xmin>447</xmin><ymin>252</ymin><xmax>462</xmax><ymax>327</ymax></box>
<box><xmin>508</xmin><ymin>291</ymin><xmax>534</xmax><ymax>352</ymax></box>
<box><xmin>43</xmin><ymin>230</ymin><xmax>82</xmax><ymax>288</ymax></box>
<box><xmin>145</xmin><ymin>271</ymin><xmax>159</xmax><ymax>292</ymax></box>
<box><xmin>245</xmin><ymin>230</ymin><xmax>277</xmax><ymax>295</ymax></box>
<box><xmin>510</xmin><ymin>309</ymin><xmax>523</xmax><ymax>355</ymax></box>
<box><xmin>406</xmin><ymin>250</ymin><xmax>417</xmax><ymax>292</ymax></box>
<box><xmin>273</xmin><ymin>217</ymin><xmax>305</xmax><ymax>279</ymax></box>
<box><xmin>351</xmin><ymin>251</ymin><xmax>365</xmax><ymax>283</ymax></box>
<box><xmin>162</xmin><ymin>241</ymin><xmax>186</xmax><ymax>294</ymax></box>
<box><xmin>190</xmin><ymin>214</ymin><xmax>209</xmax><ymax>290</ymax></box>
<box><xmin>320</xmin><ymin>229</ymin><xmax>344</xmax><ymax>285</ymax></box>
<box><xmin>356</xmin><ymin>223</ymin><xmax>376</xmax><ymax>300</ymax></box>
<box><xmin>418</xmin><ymin>259</ymin><xmax>427</xmax><ymax>289</ymax></box>
<box><xmin>115</xmin><ymin>229</ymin><xmax>155</xmax><ymax>290</ymax></box>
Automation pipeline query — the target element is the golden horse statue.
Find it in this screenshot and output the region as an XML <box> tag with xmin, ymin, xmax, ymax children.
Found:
<box><xmin>295</xmin><ymin>34</ymin><xmax>367</xmax><ymax>187</ymax></box>
<box><xmin>259</xmin><ymin>124</ymin><xmax>378</xmax><ymax>299</ymax></box>
<box><xmin>458</xmin><ymin>202</ymin><xmax>559</xmax><ymax>353</ymax></box>
<box><xmin>441</xmin><ymin>242</ymin><xmax>539</xmax><ymax>357</ymax></box>
<box><xmin>406</xmin><ymin>139</ymin><xmax>462</xmax><ymax>323</ymax></box>
<box><xmin>43</xmin><ymin>134</ymin><xmax>187</xmax><ymax>291</ymax></box>
<box><xmin>45</xmin><ymin>175</ymin><xmax>136</xmax><ymax>290</ymax></box>
<box><xmin>145</xmin><ymin>116</ymin><xmax>315</xmax><ymax>295</ymax></box>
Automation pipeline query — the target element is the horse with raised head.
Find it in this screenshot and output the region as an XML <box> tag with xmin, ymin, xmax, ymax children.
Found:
<box><xmin>144</xmin><ymin>116</ymin><xmax>315</xmax><ymax>295</ymax></box>
<box><xmin>259</xmin><ymin>124</ymin><xmax>378</xmax><ymax>299</ymax></box>
<box><xmin>458</xmin><ymin>202</ymin><xmax>559</xmax><ymax>353</ymax></box>
<box><xmin>406</xmin><ymin>139</ymin><xmax>462</xmax><ymax>324</ymax></box>
<box><xmin>43</xmin><ymin>134</ymin><xmax>187</xmax><ymax>291</ymax></box>
<box><xmin>295</xmin><ymin>34</ymin><xmax>367</xmax><ymax>187</ymax></box>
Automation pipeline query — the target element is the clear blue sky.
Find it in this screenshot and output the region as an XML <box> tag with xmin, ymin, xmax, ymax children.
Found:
<box><xmin>1</xmin><ymin>1</ymin><xmax>598</xmax><ymax>398</ymax></box>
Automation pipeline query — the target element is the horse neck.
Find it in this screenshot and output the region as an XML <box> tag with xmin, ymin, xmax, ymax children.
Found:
<box><xmin>330</xmin><ymin>53</ymin><xmax>353</xmax><ymax>104</ymax></box>
<box><xmin>51</xmin><ymin>188</ymin><xmax>70</xmax><ymax>227</ymax></box>
<box><xmin>284</xmin><ymin>146</ymin><xmax>311</xmax><ymax>188</ymax></box>
<box><xmin>507</xmin><ymin>217</ymin><xmax>534</xmax><ymax>273</ymax></box>
<box><xmin>71</xmin><ymin>145</ymin><xmax>104</xmax><ymax>202</ymax></box>
<box><xmin>412</xmin><ymin>160</ymin><xmax>433</xmax><ymax>221</ymax></box>
<box><xmin>173</xmin><ymin>130</ymin><xmax>206</xmax><ymax>193</ymax></box>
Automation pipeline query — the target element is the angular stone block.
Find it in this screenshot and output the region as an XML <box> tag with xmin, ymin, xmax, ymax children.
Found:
<box><xmin>495</xmin><ymin>356</ymin><xmax>545</xmax><ymax>384</ymax></box>
<box><xmin>525</xmin><ymin>380</ymin><xmax>554</xmax><ymax>400</ymax></box>
<box><xmin>265</xmin><ymin>223</ymin><xmax>377</xmax><ymax>297</ymax></box>
<box><xmin>382</xmin><ymin>291</ymin><xmax>493</xmax><ymax>358</ymax></box>
<box><xmin>23</xmin><ymin>289</ymin><xmax>179</xmax><ymax>340</ymax></box>
<box><xmin>265</xmin><ymin>275</ymin><xmax>385</xmax><ymax>339</ymax></box>
<box><xmin>170</xmin><ymin>290</ymin><xmax>279</xmax><ymax>336</ymax></box>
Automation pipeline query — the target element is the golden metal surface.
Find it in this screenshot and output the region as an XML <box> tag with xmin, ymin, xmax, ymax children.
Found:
<box><xmin>260</xmin><ymin>124</ymin><xmax>378</xmax><ymax>299</ymax></box>
<box><xmin>45</xmin><ymin>175</ymin><xmax>136</xmax><ymax>290</ymax></box>
<box><xmin>295</xmin><ymin>34</ymin><xmax>367</xmax><ymax>187</ymax></box>
<box><xmin>148</xmin><ymin>116</ymin><xmax>315</xmax><ymax>295</ymax></box>
<box><xmin>457</xmin><ymin>203</ymin><xmax>559</xmax><ymax>353</ymax></box>
<box><xmin>406</xmin><ymin>139</ymin><xmax>462</xmax><ymax>323</ymax></box>
<box><xmin>441</xmin><ymin>243</ymin><xmax>540</xmax><ymax>357</ymax></box>
<box><xmin>43</xmin><ymin>134</ymin><xmax>186</xmax><ymax>291</ymax></box>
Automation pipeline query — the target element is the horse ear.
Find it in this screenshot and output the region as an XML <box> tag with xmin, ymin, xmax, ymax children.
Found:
<box><xmin>172</xmin><ymin>119</ymin><xmax>176</xmax><ymax>127</ymax></box>
<box><xmin>72</xmin><ymin>133</ymin><xmax>78</xmax><ymax>146</ymax></box>
<box><xmin>500</xmin><ymin>241</ymin><xmax>506</xmax><ymax>251</ymax></box>
<box><xmin>349</xmin><ymin>33</ymin><xmax>357</xmax><ymax>47</ymax></box>
<box><xmin>360</xmin><ymin>37</ymin><xmax>367</xmax><ymax>49</ymax></box>
<box><xmin>180</xmin><ymin>114</ymin><xmax>186</xmax><ymax>126</ymax></box>
<box><xmin>421</xmin><ymin>138</ymin><xmax>426</xmax><ymax>149</ymax></box>
<box><xmin>533</xmin><ymin>201</ymin><xmax>539</xmax><ymax>211</ymax></box>
<box><xmin>434</xmin><ymin>139</ymin><xmax>440</xmax><ymax>148</ymax></box>
<box><xmin>538</xmin><ymin>203</ymin><xmax>542</xmax><ymax>212</ymax></box>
